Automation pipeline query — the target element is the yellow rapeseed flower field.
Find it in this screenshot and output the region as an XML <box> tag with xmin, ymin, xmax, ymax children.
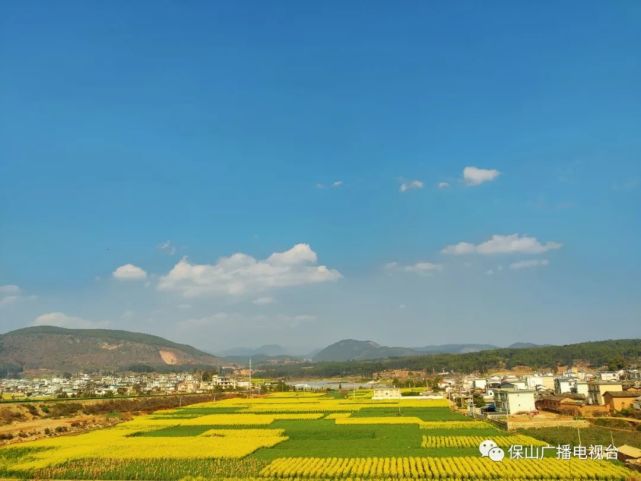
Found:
<box><xmin>2</xmin><ymin>391</ymin><xmax>634</xmax><ymax>481</ymax></box>
<box><xmin>260</xmin><ymin>456</ymin><xmax>632</xmax><ymax>479</ymax></box>
<box><xmin>324</xmin><ymin>412</ymin><xmax>352</xmax><ymax>419</ymax></box>
<box><xmin>335</xmin><ymin>417</ymin><xmax>493</xmax><ymax>429</ymax></box>
<box><xmin>421</xmin><ymin>434</ymin><xmax>546</xmax><ymax>448</ymax></box>
<box><xmin>335</xmin><ymin>416</ymin><xmax>425</xmax><ymax>425</ymax></box>
<box><xmin>179</xmin><ymin>413</ymin><xmax>323</xmax><ymax>425</ymax></box>
<box><xmin>187</xmin><ymin>395</ymin><xmax>449</xmax><ymax>413</ymax></box>
<box><xmin>419</xmin><ymin>420</ymin><xmax>494</xmax><ymax>429</ymax></box>
<box><xmin>7</xmin><ymin>426</ymin><xmax>287</xmax><ymax>470</ymax></box>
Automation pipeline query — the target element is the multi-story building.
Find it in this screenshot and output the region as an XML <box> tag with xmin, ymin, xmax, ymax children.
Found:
<box><xmin>554</xmin><ymin>377</ymin><xmax>573</xmax><ymax>395</ymax></box>
<box><xmin>494</xmin><ymin>389</ymin><xmax>536</xmax><ymax>414</ymax></box>
<box><xmin>588</xmin><ymin>381</ymin><xmax>623</xmax><ymax>405</ymax></box>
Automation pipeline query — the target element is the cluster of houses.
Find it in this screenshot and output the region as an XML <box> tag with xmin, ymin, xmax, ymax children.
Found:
<box><xmin>444</xmin><ymin>368</ymin><xmax>641</xmax><ymax>416</ymax></box>
<box><xmin>0</xmin><ymin>371</ymin><xmax>252</xmax><ymax>399</ymax></box>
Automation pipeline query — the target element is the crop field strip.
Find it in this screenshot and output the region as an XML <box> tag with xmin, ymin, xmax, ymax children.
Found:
<box><xmin>421</xmin><ymin>434</ymin><xmax>546</xmax><ymax>448</ymax></box>
<box><xmin>0</xmin><ymin>392</ymin><xmax>634</xmax><ymax>480</ymax></box>
<box><xmin>259</xmin><ymin>456</ymin><xmax>632</xmax><ymax>479</ymax></box>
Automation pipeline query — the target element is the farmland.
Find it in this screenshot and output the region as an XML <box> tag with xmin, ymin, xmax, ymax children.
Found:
<box><xmin>0</xmin><ymin>391</ymin><xmax>635</xmax><ymax>480</ymax></box>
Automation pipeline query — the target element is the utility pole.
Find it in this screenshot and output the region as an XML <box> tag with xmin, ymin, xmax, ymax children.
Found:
<box><xmin>249</xmin><ymin>358</ymin><xmax>252</xmax><ymax>399</ymax></box>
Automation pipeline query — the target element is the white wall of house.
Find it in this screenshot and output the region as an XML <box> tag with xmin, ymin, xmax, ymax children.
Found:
<box><xmin>588</xmin><ymin>382</ymin><xmax>623</xmax><ymax>405</ymax></box>
<box><xmin>574</xmin><ymin>382</ymin><xmax>589</xmax><ymax>398</ymax></box>
<box><xmin>494</xmin><ymin>389</ymin><xmax>536</xmax><ymax>414</ymax></box>
<box><xmin>473</xmin><ymin>379</ymin><xmax>487</xmax><ymax>390</ymax></box>
<box><xmin>554</xmin><ymin>378</ymin><xmax>572</xmax><ymax>395</ymax></box>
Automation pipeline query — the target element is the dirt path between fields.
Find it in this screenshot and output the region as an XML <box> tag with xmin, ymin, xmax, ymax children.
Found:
<box><xmin>0</xmin><ymin>414</ymin><xmax>121</xmax><ymax>445</ymax></box>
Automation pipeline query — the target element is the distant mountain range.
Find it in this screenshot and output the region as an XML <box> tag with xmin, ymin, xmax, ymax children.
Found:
<box><xmin>311</xmin><ymin>339</ymin><xmax>514</xmax><ymax>362</ymax></box>
<box><xmin>506</xmin><ymin>342</ymin><xmax>541</xmax><ymax>349</ymax></box>
<box><xmin>221</xmin><ymin>344</ymin><xmax>289</xmax><ymax>357</ymax></box>
<box><xmin>0</xmin><ymin>326</ymin><xmax>223</xmax><ymax>376</ymax></box>
<box><xmin>312</xmin><ymin>340</ymin><xmax>416</xmax><ymax>362</ymax></box>
<box><xmin>414</xmin><ymin>343</ymin><xmax>500</xmax><ymax>354</ymax></box>
<box><xmin>0</xmin><ymin>325</ymin><xmax>550</xmax><ymax>375</ymax></box>
<box><xmin>259</xmin><ymin>339</ymin><xmax>641</xmax><ymax>378</ymax></box>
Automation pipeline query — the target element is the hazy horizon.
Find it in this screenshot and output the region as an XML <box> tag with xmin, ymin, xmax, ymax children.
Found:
<box><xmin>2</xmin><ymin>322</ymin><xmax>637</xmax><ymax>358</ymax></box>
<box><xmin>1</xmin><ymin>2</ymin><xmax>640</xmax><ymax>352</ymax></box>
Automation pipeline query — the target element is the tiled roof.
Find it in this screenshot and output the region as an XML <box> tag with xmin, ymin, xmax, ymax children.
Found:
<box><xmin>604</xmin><ymin>391</ymin><xmax>639</xmax><ymax>398</ymax></box>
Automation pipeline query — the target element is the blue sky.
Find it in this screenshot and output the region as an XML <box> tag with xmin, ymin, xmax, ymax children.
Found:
<box><xmin>1</xmin><ymin>1</ymin><xmax>640</xmax><ymax>353</ymax></box>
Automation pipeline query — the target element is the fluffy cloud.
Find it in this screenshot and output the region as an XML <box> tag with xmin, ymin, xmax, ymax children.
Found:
<box><xmin>113</xmin><ymin>264</ymin><xmax>148</xmax><ymax>280</ymax></box>
<box><xmin>437</xmin><ymin>182</ymin><xmax>450</xmax><ymax>189</ymax></box>
<box><xmin>442</xmin><ymin>234</ymin><xmax>562</xmax><ymax>255</ymax></box>
<box><xmin>510</xmin><ymin>259</ymin><xmax>550</xmax><ymax>270</ymax></box>
<box><xmin>400</xmin><ymin>180</ymin><xmax>424</xmax><ymax>192</ymax></box>
<box><xmin>33</xmin><ymin>312</ymin><xmax>109</xmax><ymax>329</ymax></box>
<box><xmin>463</xmin><ymin>166</ymin><xmax>500</xmax><ymax>186</ymax></box>
<box><xmin>158</xmin><ymin>243</ymin><xmax>341</xmax><ymax>298</ymax></box>
<box><xmin>385</xmin><ymin>261</ymin><xmax>442</xmax><ymax>274</ymax></box>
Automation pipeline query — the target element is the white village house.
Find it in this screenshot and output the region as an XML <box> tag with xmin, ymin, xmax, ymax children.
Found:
<box><xmin>493</xmin><ymin>389</ymin><xmax>536</xmax><ymax>414</ymax></box>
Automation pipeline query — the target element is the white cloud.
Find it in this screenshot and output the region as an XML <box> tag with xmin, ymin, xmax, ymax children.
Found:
<box><xmin>253</xmin><ymin>296</ymin><xmax>275</xmax><ymax>305</ymax></box>
<box><xmin>267</xmin><ymin>243</ymin><xmax>318</xmax><ymax>265</ymax></box>
<box><xmin>158</xmin><ymin>240</ymin><xmax>177</xmax><ymax>255</ymax></box>
<box><xmin>400</xmin><ymin>180</ymin><xmax>424</xmax><ymax>192</ymax></box>
<box><xmin>113</xmin><ymin>264</ymin><xmax>148</xmax><ymax>280</ymax></box>
<box><xmin>0</xmin><ymin>285</ymin><xmax>20</xmax><ymax>306</ymax></box>
<box><xmin>463</xmin><ymin>166</ymin><xmax>500</xmax><ymax>186</ymax></box>
<box><xmin>179</xmin><ymin>312</ymin><xmax>315</xmax><ymax>330</ymax></box>
<box><xmin>0</xmin><ymin>296</ymin><xmax>19</xmax><ymax>306</ymax></box>
<box><xmin>316</xmin><ymin>180</ymin><xmax>343</xmax><ymax>189</ymax></box>
<box><xmin>385</xmin><ymin>261</ymin><xmax>442</xmax><ymax>275</ymax></box>
<box><xmin>0</xmin><ymin>285</ymin><xmax>20</xmax><ymax>295</ymax></box>
<box><xmin>158</xmin><ymin>243</ymin><xmax>341</xmax><ymax>298</ymax></box>
<box><xmin>404</xmin><ymin>262</ymin><xmax>442</xmax><ymax>274</ymax></box>
<box><xmin>33</xmin><ymin>312</ymin><xmax>109</xmax><ymax>329</ymax></box>
<box><xmin>178</xmin><ymin>312</ymin><xmax>231</xmax><ymax>329</ymax></box>
<box><xmin>510</xmin><ymin>259</ymin><xmax>550</xmax><ymax>270</ymax></box>
<box><xmin>281</xmin><ymin>314</ymin><xmax>316</xmax><ymax>327</ymax></box>
<box><xmin>442</xmin><ymin>234</ymin><xmax>562</xmax><ymax>255</ymax></box>
<box><xmin>0</xmin><ymin>284</ymin><xmax>36</xmax><ymax>307</ymax></box>
<box><xmin>437</xmin><ymin>182</ymin><xmax>450</xmax><ymax>189</ymax></box>
<box><xmin>442</xmin><ymin>242</ymin><xmax>477</xmax><ymax>255</ymax></box>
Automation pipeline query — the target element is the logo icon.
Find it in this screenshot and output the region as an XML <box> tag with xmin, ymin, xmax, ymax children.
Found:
<box><xmin>479</xmin><ymin>439</ymin><xmax>505</xmax><ymax>462</ymax></box>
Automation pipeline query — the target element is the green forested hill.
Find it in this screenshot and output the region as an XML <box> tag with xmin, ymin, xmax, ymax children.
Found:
<box><xmin>0</xmin><ymin>326</ymin><xmax>223</xmax><ymax>376</ymax></box>
<box><xmin>312</xmin><ymin>339</ymin><xmax>419</xmax><ymax>362</ymax></box>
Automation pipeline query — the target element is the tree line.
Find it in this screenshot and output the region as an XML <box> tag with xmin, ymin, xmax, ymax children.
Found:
<box><xmin>255</xmin><ymin>339</ymin><xmax>641</xmax><ymax>378</ymax></box>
